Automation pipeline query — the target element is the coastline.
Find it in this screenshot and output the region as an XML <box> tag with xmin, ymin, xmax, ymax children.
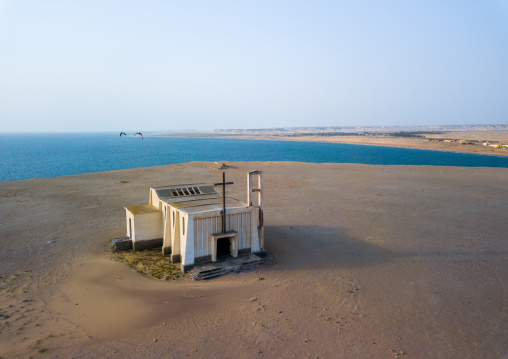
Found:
<box><xmin>1</xmin><ymin>161</ymin><xmax>507</xmax><ymax>358</ymax></box>
<box><xmin>204</xmin><ymin>131</ymin><xmax>508</xmax><ymax>157</ymax></box>
<box><xmin>4</xmin><ymin>132</ymin><xmax>508</xmax><ymax>182</ymax></box>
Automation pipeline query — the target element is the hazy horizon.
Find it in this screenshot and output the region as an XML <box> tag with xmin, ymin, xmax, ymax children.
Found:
<box><xmin>1</xmin><ymin>123</ymin><xmax>507</xmax><ymax>135</ymax></box>
<box><xmin>1</xmin><ymin>1</ymin><xmax>507</xmax><ymax>133</ymax></box>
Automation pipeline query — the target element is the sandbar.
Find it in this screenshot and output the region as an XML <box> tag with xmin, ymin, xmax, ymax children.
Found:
<box><xmin>214</xmin><ymin>130</ymin><xmax>508</xmax><ymax>156</ymax></box>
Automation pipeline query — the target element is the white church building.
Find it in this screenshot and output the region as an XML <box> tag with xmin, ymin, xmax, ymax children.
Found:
<box><xmin>124</xmin><ymin>171</ymin><xmax>264</xmax><ymax>272</ymax></box>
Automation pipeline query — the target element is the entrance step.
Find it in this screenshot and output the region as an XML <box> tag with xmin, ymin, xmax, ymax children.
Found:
<box><xmin>190</xmin><ymin>254</ymin><xmax>264</xmax><ymax>280</ymax></box>
<box><xmin>196</xmin><ymin>268</ymin><xmax>227</xmax><ymax>280</ymax></box>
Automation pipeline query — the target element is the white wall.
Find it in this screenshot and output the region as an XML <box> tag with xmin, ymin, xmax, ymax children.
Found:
<box><xmin>149</xmin><ymin>188</ymin><xmax>162</xmax><ymax>209</ymax></box>
<box><xmin>170</xmin><ymin>207</ymin><xmax>181</xmax><ymax>256</ymax></box>
<box><xmin>131</xmin><ymin>211</ymin><xmax>163</xmax><ymax>242</ymax></box>
<box><xmin>192</xmin><ymin>208</ymin><xmax>255</xmax><ymax>258</ymax></box>
<box><xmin>162</xmin><ymin>205</ymin><xmax>171</xmax><ymax>248</ymax></box>
<box><xmin>180</xmin><ymin>213</ymin><xmax>195</xmax><ymax>265</ymax></box>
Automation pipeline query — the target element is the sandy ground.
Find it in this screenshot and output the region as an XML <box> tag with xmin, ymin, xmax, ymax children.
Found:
<box><xmin>0</xmin><ymin>162</ymin><xmax>507</xmax><ymax>358</ymax></box>
<box><xmin>423</xmin><ymin>131</ymin><xmax>508</xmax><ymax>142</ymax></box>
<box><xmin>218</xmin><ymin>131</ymin><xmax>508</xmax><ymax>156</ymax></box>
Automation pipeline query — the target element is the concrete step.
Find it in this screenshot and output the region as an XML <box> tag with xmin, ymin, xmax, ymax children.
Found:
<box><xmin>198</xmin><ymin>269</ymin><xmax>227</xmax><ymax>280</ymax></box>
<box><xmin>197</xmin><ymin>267</ymin><xmax>223</xmax><ymax>275</ymax></box>
<box><xmin>191</xmin><ymin>253</ymin><xmax>265</xmax><ymax>280</ymax></box>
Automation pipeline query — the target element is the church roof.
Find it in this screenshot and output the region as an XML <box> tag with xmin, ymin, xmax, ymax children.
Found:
<box><xmin>152</xmin><ymin>183</ymin><xmax>215</xmax><ymax>199</ymax></box>
<box><xmin>152</xmin><ymin>183</ymin><xmax>249</xmax><ymax>215</ymax></box>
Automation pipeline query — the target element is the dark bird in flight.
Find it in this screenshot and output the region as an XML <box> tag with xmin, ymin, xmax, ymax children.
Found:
<box><xmin>120</xmin><ymin>132</ymin><xmax>127</xmax><ymax>137</ymax></box>
<box><xmin>134</xmin><ymin>132</ymin><xmax>143</xmax><ymax>139</ymax></box>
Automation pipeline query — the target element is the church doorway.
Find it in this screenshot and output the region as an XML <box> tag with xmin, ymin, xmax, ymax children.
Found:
<box><xmin>216</xmin><ymin>237</ymin><xmax>232</xmax><ymax>260</ymax></box>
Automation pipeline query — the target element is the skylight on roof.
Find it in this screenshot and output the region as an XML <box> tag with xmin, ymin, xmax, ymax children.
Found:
<box><xmin>170</xmin><ymin>186</ymin><xmax>202</xmax><ymax>197</ymax></box>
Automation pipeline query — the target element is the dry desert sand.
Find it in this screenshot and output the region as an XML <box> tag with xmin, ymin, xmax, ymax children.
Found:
<box><xmin>0</xmin><ymin>162</ymin><xmax>507</xmax><ymax>358</ymax></box>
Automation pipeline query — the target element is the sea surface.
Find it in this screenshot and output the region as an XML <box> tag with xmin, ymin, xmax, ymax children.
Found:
<box><xmin>1</xmin><ymin>133</ymin><xmax>507</xmax><ymax>181</ymax></box>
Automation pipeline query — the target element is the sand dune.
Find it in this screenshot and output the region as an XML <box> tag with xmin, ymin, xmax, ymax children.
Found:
<box><xmin>0</xmin><ymin>162</ymin><xmax>507</xmax><ymax>358</ymax></box>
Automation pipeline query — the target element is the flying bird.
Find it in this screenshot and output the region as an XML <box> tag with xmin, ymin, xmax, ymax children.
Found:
<box><xmin>120</xmin><ymin>132</ymin><xmax>127</xmax><ymax>137</ymax></box>
<box><xmin>134</xmin><ymin>132</ymin><xmax>143</xmax><ymax>139</ymax></box>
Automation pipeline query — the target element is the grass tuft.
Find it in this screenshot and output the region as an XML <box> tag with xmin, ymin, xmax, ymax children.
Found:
<box><xmin>111</xmin><ymin>249</ymin><xmax>180</xmax><ymax>280</ymax></box>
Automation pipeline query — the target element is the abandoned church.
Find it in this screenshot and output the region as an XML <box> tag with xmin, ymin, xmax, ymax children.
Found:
<box><xmin>120</xmin><ymin>170</ymin><xmax>265</xmax><ymax>272</ymax></box>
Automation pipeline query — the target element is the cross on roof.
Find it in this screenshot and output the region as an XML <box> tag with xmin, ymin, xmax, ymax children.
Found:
<box><xmin>214</xmin><ymin>172</ymin><xmax>234</xmax><ymax>234</ymax></box>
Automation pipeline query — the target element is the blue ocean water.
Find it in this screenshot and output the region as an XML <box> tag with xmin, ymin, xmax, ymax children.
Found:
<box><xmin>1</xmin><ymin>133</ymin><xmax>507</xmax><ymax>181</ymax></box>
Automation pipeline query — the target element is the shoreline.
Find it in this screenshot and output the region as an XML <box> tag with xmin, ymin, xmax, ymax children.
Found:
<box><xmin>3</xmin><ymin>132</ymin><xmax>508</xmax><ymax>182</ymax></box>
<box><xmin>3</xmin><ymin>152</ymin><xmax>508</xmax><ymax>184</ymax></box>
<box><xmin>207</xmin><ymin>134</ymin><xmax>508</xmax><ymax>157</ymax></box>
<box><xmin>201</xmin><ymin>132</ymin><xmax>508</xmax><ymax>157</ymax></box>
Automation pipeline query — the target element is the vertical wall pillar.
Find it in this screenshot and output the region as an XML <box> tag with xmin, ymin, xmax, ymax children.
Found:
<box><xmin>180</xmin><ymin>214</ymin><xmax>195</xmax><ymax>272</ymax></box>
<box><xmin>250</xmin><ymin>208</ymin><xmax>260</xmax><ymax>252</ymax></box>
<box><xmin>247</xmin><ymin>170</ymin><xmax>264</xmax><ymax>250</ymax></box>
<box><xmin>126</xmin><ymin>209</ymin><xmax>131</xmax><ymax>237</ymax></box>
<box><xmin>170</xmin><ymin>207</ymin><xmax>181</xmax><ymax>263</ymax></box>
<box><xmin>162</xmin><ymin>205</ymin><xmax>172</xmax><ymax>255</ymax></box>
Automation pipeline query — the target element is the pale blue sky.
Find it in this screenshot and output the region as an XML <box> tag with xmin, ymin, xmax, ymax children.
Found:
<box><xmin>1</xmin><ymin>1</ymin><xmax>507</xmax><ymax>132</ymax></box>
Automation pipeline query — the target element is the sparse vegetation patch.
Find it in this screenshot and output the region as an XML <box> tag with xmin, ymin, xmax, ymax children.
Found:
<box><xmin>111</xmin><ymin>249</ymin><xmax>180</xmax><ymax>280</ymax></box>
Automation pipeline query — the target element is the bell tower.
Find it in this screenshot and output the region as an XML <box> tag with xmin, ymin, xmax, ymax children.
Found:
<box><xmin>247</xmin><ymin>170</ymin><xmax>264</xmax><ymax>250</ymax></box>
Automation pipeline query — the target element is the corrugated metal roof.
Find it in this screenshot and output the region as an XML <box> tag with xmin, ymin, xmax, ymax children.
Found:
<box><xmin>153</xmin><ymin>183</ymin><xmax>216</xmax><ymax>200</ymax></box>
<box><xmin>151</xmin><ymin>183</ymin><xmax>249</xmax><ymax>214</ymax></box>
